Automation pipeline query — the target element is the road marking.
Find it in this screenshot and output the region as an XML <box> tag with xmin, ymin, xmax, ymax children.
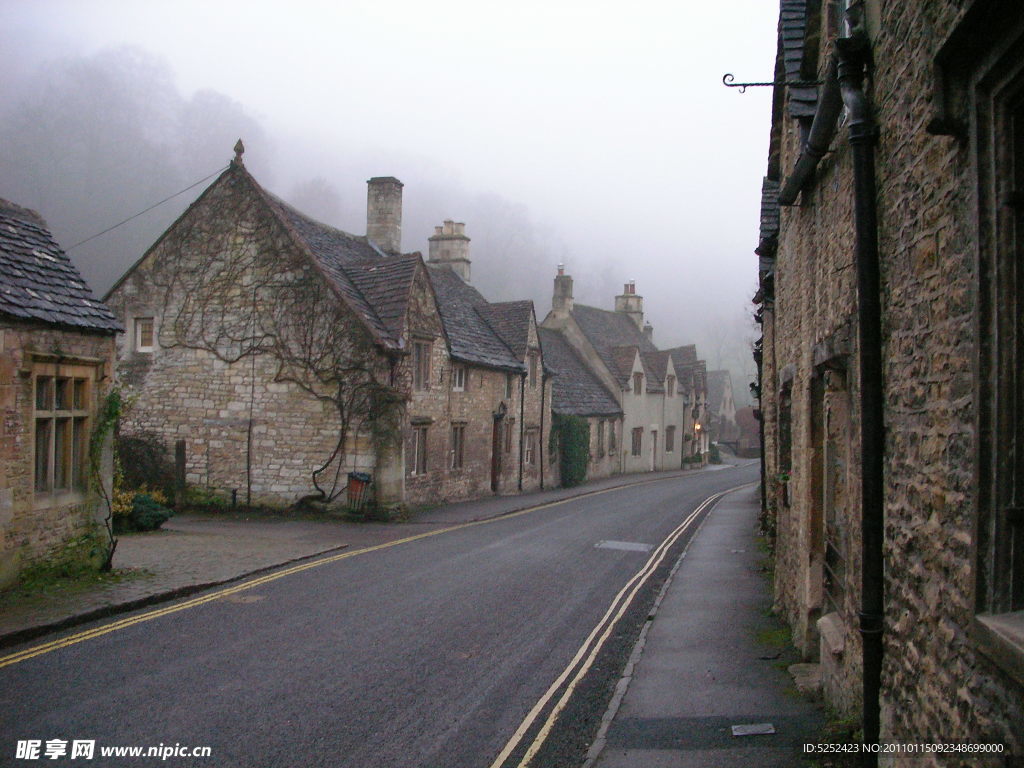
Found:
<box><xmin>489</xmin><ymin>482</ymin><xmax>756</xmax><ymax>768</ymax></box>
<box><xmin>0</xmin><ymin>473</ymin><xmax>752</xmax><ymax>669</ymax></box>
<box><xmin>594</xmin><ymin>540</ymin><xmax>654</xmax><ymax>553</ymax></box>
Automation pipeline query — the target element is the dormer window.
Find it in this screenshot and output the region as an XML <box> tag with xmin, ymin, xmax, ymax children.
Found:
<box><xmin>667</xmin><ymin>375</ymin><xmax>676</xmax><ymax>397</ymax></box>
<box><xmin>633</xmin><ymin>372</ymin><xmax>644</xmax><ymax>395</ymax></box>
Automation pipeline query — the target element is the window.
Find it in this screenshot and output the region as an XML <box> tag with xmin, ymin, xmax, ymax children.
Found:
<box><xmin>633</xmin><ymin>372</ymin><xmax>643</xmax><ymax>395</ymax></box>
<box><xmin>505</xmin><ymin>419</ymin><xmax>516</xmax><ymax>454</ymax></box>
<box><xmin>608</xmin><ymin>423</ymin><xmax>617</xmax><ymax>454</ymax></box>
<box><xmin>631</xmin><ymin>427</ymin><xmax>643</xmax><ymax>457</ymax></box>
<box><xmin>135</xmin><ymin>317</ymin><xmax>154</xmax><ymax>352</ymax></box>
<box><xmin>597</xmin><ymin>420</ymin><xmax>606</xmax><ymax>458</ymax></box>
<box><xmin>450</xmin><ymin>424</ymin><xmax>465</xmax><ymax>469</ymax></box>
<box><xmin>410</xmin><ymin>426</ymin><xmax>428</xmax><ymax>475</ymax></box>
<box><xmin>505</xmin><ymin>373</ymin><xmax>515</xmax><ymax>399</ymax></box>
<box><xmin>34</xmin><ymin>368</ymin><xmax>92</xmax><ymax>494</ymax></box>
<box><xmin>665</xmin><ymin>425</ymin><xmax>676</xmax><ymax>453</ymax></box>
<box><xmin>666</xmin><ymin>375</ymin><xmax>676</xmax><ymax>397</ymax></box>
<box><xmin>413</xmin><ymin>341</ymin><xmax>431</xmax><ymax>390</ymax></box>
<box><xmin>525</xmin><ymin>429</ymin><xmax>538</xmax><ymax>465</ymax></box>
<box><xmin>452</xmin><ymin>365</ymin><xmax>466</xmax><ymax>392</ymax></box>
<box><xmin>529</xmin><ymin>352</ymin><xmax>539</xmax><ymax>389</ymax></box>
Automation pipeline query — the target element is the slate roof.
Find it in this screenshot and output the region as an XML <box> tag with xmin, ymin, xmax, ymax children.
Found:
<box><xmin>538</xmin><ymin>328</ymin><xmax>621</xmax><ymax>418</ymax></box>
<box><xmin>426</xmin><ymin>265</ymin><xmax>524</xmax><ymax>372</ymax></box>
<box><xmin>477</xmin><ymin>301</ymin><xmax>534</xmax><ymax>359</ymax></box>
<box><xmin>665</xmin><ymin>345</ymin><xmax>705</xmax><ymax>397</ymax></box>
<box><xmin>0</xmin><ymin>199</ymin><xmax>121</xmax><ymax>333</ymax></box>
<box><xmin>781</xmin><ymin>0</ymin><xmax>818</xmax><ymax>118</ymax></box>
<box><xmin>571</xmin><ymin>304</ymin><xmax>658</xmax><ymax>387</ymax></box>
<box><xmin>261</xmin><ymin>188</ymin><xmax>419</xmax><ymax>348</ymax></box>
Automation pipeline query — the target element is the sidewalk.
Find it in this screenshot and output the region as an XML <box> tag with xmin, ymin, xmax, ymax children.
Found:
<box><xmin>586</xmin><ymin>485</ymin><xmax>824</xmax><ymax>767</ymax></box>
<box><xmin>0</xmin><ymin>458</ymin><xmax>754</xmax><ymax>649</ymax></box>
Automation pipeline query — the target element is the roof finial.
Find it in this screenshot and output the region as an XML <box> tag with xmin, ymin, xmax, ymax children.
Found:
<box><xmin>233</xmin><ymin>139</ymin><xmax>245</xmax><ymax>166</ymax></box>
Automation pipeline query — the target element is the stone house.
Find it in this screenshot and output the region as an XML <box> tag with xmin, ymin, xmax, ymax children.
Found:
<box><xmin>105</xmin><ymin>146</ymin><xmax>549</xmax><ymax>509</ymax></box>
<box><xmin>422</xmin><ymin>222</ymin><xmax>551</xmax><ymax>498</ymax></box>
<box><xmin>541</xmin><ymin>266</ymin><xmax>706</xmax><ymax>475</ymax></box>
<box><xmin>0</xmin><ymin>199</ymin><xmax>121</xmax><ymax>587</ymax></box>
<box><xmin>754</xmin><ymin>0</ymin><xmax>1024</xmax><ymax>758</ymax></box>
<box><xmin>537</xmin><ymin>326</ymin><xmax>622</xmax><ymax>482</ymax></box>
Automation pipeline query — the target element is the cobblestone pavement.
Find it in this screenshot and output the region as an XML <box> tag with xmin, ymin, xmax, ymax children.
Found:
<box><xmin>0</xmin><ymin>457</ymin><xmax>756</xmax><ymax>648</ymax></box>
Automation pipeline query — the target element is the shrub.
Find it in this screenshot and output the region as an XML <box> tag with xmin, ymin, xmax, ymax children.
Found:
<box><xmin>113</xmin><ymin>493</ymin><xmax>173</xmax><ymax>533</ymax></box>
<box><xmin>116</xmin><ymin>431</ymin><xmax>176</xmax><ymax>499</ymax></box>
<box><xmin>554</xmin><ymin>414</ymin><xmax>590</xmax><ymax>488</ymax></box>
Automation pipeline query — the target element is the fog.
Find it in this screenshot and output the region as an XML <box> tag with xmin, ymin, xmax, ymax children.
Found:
<box><xmin>0</xmin><ymin>0</ymin><xmax>775</xmax><ymax>402</ymax></box>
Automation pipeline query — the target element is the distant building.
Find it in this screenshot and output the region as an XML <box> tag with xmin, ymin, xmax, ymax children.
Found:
<box><xmin>754</xmin><ymin>0</ymin><xmax>1024</xmax><ymax>756</ymax></box>
<box><xmin>705</xmin><ymin>370</ymin><xmax>739</xmax><ymax>447</ymax></box>
<box><xmin>541</xmin><ymin>266</ymin><xmax>707</xmax><ymax>476</ymax></box>
<box><xmin>0</xmin><ymin>199</ymin><xmax>121</xmax><ymax>587</ymax></box>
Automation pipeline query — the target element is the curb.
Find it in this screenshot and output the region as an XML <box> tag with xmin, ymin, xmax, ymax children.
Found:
<box><xmin>0</xmin><ymin>542</ymin><xmax>350</xmax><ymax>651</ymax></box>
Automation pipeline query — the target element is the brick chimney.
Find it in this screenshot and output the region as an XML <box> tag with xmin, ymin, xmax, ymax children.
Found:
<box><xmin>615</xmin><ymin>280</ymin><xmax>644</xmax><ymax>329</ymax></box>
<box><xmin>428</xmin><ymin>220</ymin><xmax>471</xmax><ymax>282</ymax></box>
<box><xmin>366</xmin><ymin>177</ymin><xmax>403</xmax><ymax>254</ymax></box>
<box><xmin>552</xmin><ymin>264</ymin><xmax>574</xmax><ymax>315</ymax></box>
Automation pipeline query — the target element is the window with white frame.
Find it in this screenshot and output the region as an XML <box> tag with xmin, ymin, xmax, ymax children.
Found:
<box><xmin>452</xmin><ymin>365</ymin><xmax>466</xmax><ymax>392</ymax></box>
<box><xmin>135</xmin><ymin>317</ymin><xmax>154</xmax><ymax>352</ymax></box>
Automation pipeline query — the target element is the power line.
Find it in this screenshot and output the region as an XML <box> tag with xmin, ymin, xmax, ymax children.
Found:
<box><xmin>67</xmin><ymin>165</ymin><xmax>229</xmax><ymax>251</ymax></box>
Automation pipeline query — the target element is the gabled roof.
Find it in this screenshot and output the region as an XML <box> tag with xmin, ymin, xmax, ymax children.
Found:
<box><xmin>538</xmin><ymin>328</ymin><xmax>621</xmax><ymax>418</ymax></box>
<box><xmin>665</xmin><ymin>345</ymin><xmax>705</xmax><ymax>397</ymax></box>
<box><xmin>610</xmin><ymin>346</ymin><xmax>642</xmax><ymax>386</ymax></box>
<box><xmin>477</xmin><ymin>300</ymin><xmax>535</xmax><ymax>359</ymax></box>
<box><xmin>571</xmin><ymin>304</ymin><xmax>658</xmax><ymax>387</ymax></box>
<box><xmin>0</xmin><ymin>199</ymin><xmax>121</xmax><ymax>333</ymax></box>
<box><xmin>426</xmin><ymin>265</ymin><xmax>524</xmax><ymax>372</ymax></box>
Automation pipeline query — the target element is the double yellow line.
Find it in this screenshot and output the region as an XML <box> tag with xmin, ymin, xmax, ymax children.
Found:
<box><xmin>0</xmin><ymin>474</ymin><xmax>726</xmax><ymax>670</ymax></box>
<box><xmin>489</xmin><ymin>484</ymin><xmax>748</xmax><ymax>768</ymax></box>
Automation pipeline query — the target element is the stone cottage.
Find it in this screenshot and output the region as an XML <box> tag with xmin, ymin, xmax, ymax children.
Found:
<box><xmin>422</xmin><ymin>221</ymin><xmax>551</xmax><ymax>498</ymax></box>
<box><xmin>541</xmin><ymin>266</ymin><xmax>707</xmax><ymax>474</ymax></box>
<box><xmin>105</xmin><ymin>145</ymin><xmax>550</xmax><ymax>509</ymax></box>
<box><xmin>705</xmin><ymin>369</ymin><xmax>739</xmax><ymax>448</ymax></box>
<box><xmin>754</xmin><ymin>0</ymin><xmax>1024</xmax><ymax>759</ymax></box>
<box><xmin>0</xmin><ymin>199</ymin><xmax>121</xmax><ymax>587</ymax></box>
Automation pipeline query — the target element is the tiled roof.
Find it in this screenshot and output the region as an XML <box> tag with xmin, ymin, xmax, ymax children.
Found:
<box><xmin>261</xmin><ymin>190</ymin><xmax>416</xmax><ymax>348</ymax></box>
<box><xmin>781</xmin><ymin>0</ymin><xmax>818</xmax><ymax>118</ymax></box>
<box><xmin>427</xmin><ymin>265</ymin><xmax>524</xmax><ymax>372</ymax></box>
<box><xmin>665</xmin><ymin>345</ymin><xmax>704</xmax><ymax>397</ymax></box>
<box><xmin>572</xmin><ymin>304</ymin><xmax>658</xmax><ymax>387</ymax></box>
<box><xmin>538</xmin><ymin>328</ymin><xmax>621</xmax><ymax>417</ymax></box>
<box><xmin>0</xmin><ymin>199</ymin><xmax>122</xmax><ymax>333</ymax></box>
<box><xmin>478</xmin><ymin>301</ymin><xmax>534</xmax><ymax>359</ymax></box>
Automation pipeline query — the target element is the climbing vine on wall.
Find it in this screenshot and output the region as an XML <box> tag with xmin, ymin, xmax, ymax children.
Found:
<box><xmin>88</xmin><ymin>388</ymin><xmax>122</xmax><ymax>571</ymax></box>
<box><xmin>148</xmin><ymin>191</ymin><xmax>405</xmax><ymax>503</ymax></box>
<box><xmin>554</xmin><ymin>413</ymin><xmax>590</xmax><ymax>488</ymax></box>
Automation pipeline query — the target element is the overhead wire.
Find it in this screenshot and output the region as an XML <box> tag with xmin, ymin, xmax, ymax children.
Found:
<box><xmin>66</xmin><ymin>164</ymin><xmax>229</xmax><ymax>251</ymax></box>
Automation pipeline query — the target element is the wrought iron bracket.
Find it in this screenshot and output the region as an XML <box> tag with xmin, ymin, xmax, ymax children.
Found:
<box><xmin>722</xmin><ymin>73</ymin><xmax>823</xmax><ymax>93</ymax></box>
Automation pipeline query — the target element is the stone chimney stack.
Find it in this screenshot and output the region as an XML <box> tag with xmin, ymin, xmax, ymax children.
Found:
<box><xmin>427</xmin><ymin>220</ymin><xmax>471</xmax><ymax>282</ymax></box>
<box><xmin>643</xmin><ymin>321</ymin><xmax>654</xmax><ymax>343</ymax></box>
<box><xmin>366</xmin><ymin>176</ymin><xmax>404</xmax><ymax>254</ymax></box>
<box><xmin>615</xmin><ymin>280</ymin><xmax>644</xmax><ymax>329</ymax></box>
<box><xmin>552</xmin><ymin>263</ymin><xmax>574</xmax><ymax>315</ymax></box>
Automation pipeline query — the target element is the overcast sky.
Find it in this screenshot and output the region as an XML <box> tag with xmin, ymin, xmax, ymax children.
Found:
<box><xmin>1</xmin><ymin>0</ymin><xmax>776</xmax><ymax>389</ymax></box>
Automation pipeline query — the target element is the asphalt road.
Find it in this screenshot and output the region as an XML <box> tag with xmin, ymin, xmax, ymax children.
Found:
<box><xmin>1</xmin><ymin>463</ymin><xmax>758</xmax><ymax>768</ymax></box>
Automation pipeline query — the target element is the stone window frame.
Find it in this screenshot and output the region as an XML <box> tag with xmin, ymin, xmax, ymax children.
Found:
<box><xmin>965</xmin><ymin>7</ymin><xmax>1024</xmax><ymax>686</ymax></box>
<box><xmin>524</xmin><ymin>428</ymin><xmax>538</xmax><ymax>466</ymax></box>
<box><xmin>665</xmin><ymin>425</ymin><xmax>676</xmax><ymax>454</ymax></box>
<box><xmin>528</xmin><ymin>351</ymin><xmax>539</xmax><ymax>389</ymax></box>
<box><xmin>449</xmin><ymin>423</ymin><xmax>466</xmax><ymax>470</ymax></box>
<box><xmin>452</xmin><ymin>364</ymin><xmax>466</xmax><ymax>392</ymax></box>
<box><xmin>32</xmin><ymin>359</ymin><xmax>97</xmax><ymax>505</ymax></box>
<box><xmin>412</xmin><ymin>339</ymin><xmax>432</xmax><ymax>391</ymax></box>
<box><xmin>504</xmin><ymin>418</ymin><xmax>516</xmax><ymax>454</ymax></box>
<box><xmin>608</xmin><ymin>422</ymin><xmax>617</xmax><ymax>455</ymax></box>
<box><xmin>410</xmin><ymin>424</ymin><xmax>428</xmax><ymax>476</ymax></box>
<box><xmin>505</xmin><ymin>373</ymin><xmax>515</xmax><ymax>400</ymax></box>
<box><xmin>134</xmin><ymin>317</ymin><xmax>155</xmax><ymax>353</ymax></box>
<box><xmin>633</xmin><ymin>372</ymin><xmax>643</xmax><ymax>396</ymax></box>
<box><xmin>666</xmin><ymin>375</ymin><xmax>676</xmax><ymax>398</ymax></box>
<box><xmin>596</xmin><ymin>419</ymin><xmax>606</xmax><ymax>458</ymax></box>
<box><xmin>631</xmin><ymin>427</ymin><xmax>643</xmax><ymax>457</ymax></box>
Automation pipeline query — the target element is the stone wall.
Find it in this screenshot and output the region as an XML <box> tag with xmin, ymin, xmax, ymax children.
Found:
<box><xmin>764</xmin><ymin>0</ymin><xmax>1024</xmax><ymax>759</ymax></box>
<box><xmin>0</xmin><ymin>321</ymin><xmax>116</xmax><ymax>587</ymax></box>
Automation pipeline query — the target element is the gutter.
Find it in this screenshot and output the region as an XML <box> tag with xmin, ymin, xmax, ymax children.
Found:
<box><xmin>778</xmin><ymin>25</ymin><xmax>885</xmax><ymax>763</ymax></box>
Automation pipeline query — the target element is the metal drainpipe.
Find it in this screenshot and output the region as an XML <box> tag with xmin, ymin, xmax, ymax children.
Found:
<box><xmin>539</xmin><ymin>371</ymin><xmax>548</xmax><ymax>489</ymax></box>
<box><xmin>518</xmin><ymin>372</ymin><xmax>526</xmax><ymax>491</ymax></box>
<box><xmin>836</xmin><ymin>33</ymin><xmax>884</xmax><ymax>764</ymax></box>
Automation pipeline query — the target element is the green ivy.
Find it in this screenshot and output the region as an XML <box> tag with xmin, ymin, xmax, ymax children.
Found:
<box><xmin>554</xmin><ymin>413</ymin><xmax>590</xmax><ymax>488</ymax></box>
